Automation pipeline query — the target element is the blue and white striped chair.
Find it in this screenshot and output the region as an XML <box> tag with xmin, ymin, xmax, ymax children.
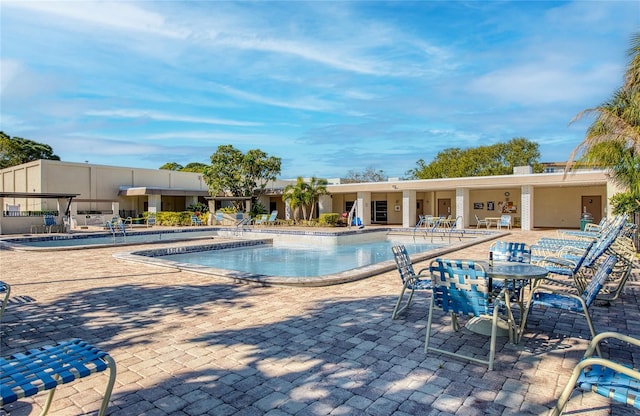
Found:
<box><xmin>1</xmin><ymin>339</ymin><xmax>116</xmax><ymax>416</ymax></box>
<box><xmin>552</xmin><ymin>331</ymin><xmax>640</xmax><ymax>415</ymax></box>
<box><xmin>391</xmin><ymin>245</ymin><xmax>431</xmax><ymax>319</ymax></box>
<box><xmin>425</xmin><ymin>258</ymin><xmax>513</xmax><ymax>370</ymax></box>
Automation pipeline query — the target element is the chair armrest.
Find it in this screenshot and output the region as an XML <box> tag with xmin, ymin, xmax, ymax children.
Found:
<box><xmin>536</xmin><ymin>256</ymin><xmax>577</xmax><ymax>273</ymax></box>
<box><xmin>584</xmin><ymin>331</ymin><xmax>640</xmax><ymax>358</ymax></box>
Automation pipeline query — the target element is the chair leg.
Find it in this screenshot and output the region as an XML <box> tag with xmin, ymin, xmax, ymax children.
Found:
<box><xmin>98</xmin><ymin>355</ymin><xmax>117</xmax><ymax>416</ymax></box>
<box><xmin>424</xmin><ymin>297</ymin><xmax>436</xmax><ymax>353</ymax></box>
<box><xmin>392</xmin><ymin>284</ymin><xmax>415</xmax><ymax>319</ymax></box>
<box><xmin>40</xmin><ymin>385</ymin><xmax>58</xmax><ymax>415</ymax></box>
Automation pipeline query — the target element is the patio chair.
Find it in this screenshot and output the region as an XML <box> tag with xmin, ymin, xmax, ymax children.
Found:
<box><xmin>497</xmin><ymin>215</ymin><xmax>512</xmax><ymax>230</ymax></box>
<box><xmin>425</xmin><ymin>258</ymin><xmax>514</xmax><ymax>370</ymax></box>
<box><xmin>551</xmin><ymin>331</ymin><xmax>640</xmax><ymax>415</ymax></box>
<box><xmin>190</xmin><ymin>214</ymin><xmax>203</xmax><ymax>226</ymax></box>
<box><xmin>520</xmin><ymin>255</ymin><xmax>617</xmax><ymax>351</ymax></box>
<box><xmin>474</xmin><ymin>214</ymin><xmax>489</xmax><ymax>229</ymax></box>
<box><xmin>0</xmin><ymin>338</ymin><xmax>117</xmax><ymax>416</ymax></box>
<box><xmin>264</xmin><ymin>210</ymin><xmax>278</xmax><ymax>226</ymax></box>
<box><xmin>489</xmin><ymin>241</ymin><xmax>531</xmax><ymax>263</ymax></box>
<box><xmin>43</xmin><ymin>215</ymin><xmax>60</xmax><ymax>233</ymax></box>
<box><xmin>253</xmin><ymin>214</ymin><xmax>268</xmax><ymax>225</ymax></box>
<box><xmin>0</xmin><ymin>280</ymin><xmax>10</xmax><ymax>322</ymax></box>
<box><xmin>488</xmin><ymin>241</ymin><xmax>531</xmax><ymax>300</ymax></box>
<box><xmin>391</xmin><ymin>245</ymin><xmax>431</xmax><ymax>319</ymax></box>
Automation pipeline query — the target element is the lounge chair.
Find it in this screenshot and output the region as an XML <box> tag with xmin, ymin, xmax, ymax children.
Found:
<box><xmin>0</xmin><ymin>339</ymin><xmax>117</xmax><ymax>416</ymax></box>
<box><xmin>551</xmin><ymin>331</ymin><xmax>640</xmax><ymax>415</ymax></box>
<box><xmin>425</xmin><ymin>258</ymin><xmax>513</xmax><ymax>370</ymax></box>
<box><xmin>391</xmin><ymin>245</ymin><xmax>431</xmax><ymax>319</ymax></box>
<box><xmin>520</xmin><ymin>255</ymin><xmax>618</xmax><ymax>350</ymax></box>
<box><xmin>252</xmin><ymin>214</ymin><xmax>268</xmax><ymax>225</ymax></box>
<box><xmin>264</xmin><ymin>210</ymin><xmax>278</xmax><ymax>226</ymax></box>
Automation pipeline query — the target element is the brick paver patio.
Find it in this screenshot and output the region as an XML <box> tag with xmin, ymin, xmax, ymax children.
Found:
<box><xmin>1</xmin><ymin>228</ymin><xmax>638</xmax><ymax>415</ymax></box>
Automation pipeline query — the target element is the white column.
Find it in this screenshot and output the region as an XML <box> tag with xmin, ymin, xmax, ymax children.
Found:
<box><xmin>147</xmin><ymin>195</ymin><xmax>161</xmax><ymax>213</ymax></box>
<box><xmin>456</xmin><ymin>188</ymin><xmax>468</xmax><ymax>229</ymax></box>
<box><xmin>357</xmin><ymin>191</ymin><xmax>371</xmax><ymax>226</ymax></box>
<box><xmin>318</xmin><ymin>194</ymin><xmax>332</xmax><ymax>216</ymax></box>
<box><xmin>402</xmin><ymin>190</ymin><xmax>416</xmax><ymax>228</ymax></box>
<box><xmin>521</xmin><ymin>185</ymin><xmax>532</xmax><ymax>231</ymax></box>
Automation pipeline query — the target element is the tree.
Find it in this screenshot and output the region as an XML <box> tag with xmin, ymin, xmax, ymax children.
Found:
<box><xmin>343</xmin><ymin>167</ymin><xmax>388</xmax><ymax>183</ymax></box>
<box><xmin>282</xmin><ymin>176</ymin><xmax>328</xmax><ymax>221</ymax></box>
<box><xmin>282</xmin><ymin>177</ymin><xmax>309</xmax><ymax>221</ymax></box>
<box><xmin>305</xmin><ymin>177</ymin><xmax>328</xmax><ymax>220</ymax></box>
<box><xmin>567</xmin><ymin>32</ymin><xmax>640</xmax><ymax>218</ymax></box>
<box><xmin>0</xmin><ymin>132</ymin><xmax>60</xmax><ymax>169</ymax></box>
<box><xmin>406</xmin><ymin>138</ymin><xmax>543</xmax><ymax>179</ymax></box>
<box><xmin>159</xmin><ymin>162</ymin><xmax>183</xmax><ymax>171</ymax></box>
<box><xmin>181</xmin><ymin>162</ymin><xmax>208</xmax><ymax>173</ymax></box>
<box><xmin>203</xmin><ymin>145</ymin><xmax>281</xmax><ymax>211</ymax></box>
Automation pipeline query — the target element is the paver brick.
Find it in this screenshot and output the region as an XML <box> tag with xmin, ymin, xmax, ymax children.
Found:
<box><xmin>1</xmin><ymin>229</ymin><xmax>638</xmax><ymax>416</ymax></box>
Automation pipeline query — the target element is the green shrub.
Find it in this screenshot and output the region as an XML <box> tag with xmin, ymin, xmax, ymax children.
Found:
<box><xmin>319</xmin><ymin>213</ymin><xmax>339</xmax><ymax>226</ymax></box>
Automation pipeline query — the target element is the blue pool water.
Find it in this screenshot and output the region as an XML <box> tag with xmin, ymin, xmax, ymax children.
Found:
<box><xmin>161</xmin><ymin>238</ymin><xmax>442</xmax><ymax>277</ymax></box>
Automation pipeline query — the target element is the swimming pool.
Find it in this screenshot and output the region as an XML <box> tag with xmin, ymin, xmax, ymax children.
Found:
<box><xmin>0</xmin><ymin>228</ymin><xmax>218</xmax><ymax>251</ymax></box>
<box><xmin>115</xmin><ymin>229</ymin><xmax>496</xmax><ymax>286</ymax></box>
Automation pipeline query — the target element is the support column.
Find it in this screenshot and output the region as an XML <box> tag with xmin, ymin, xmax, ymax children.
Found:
<box><xmin>521</xmin><ymin>185</ymin><xmax>532</xmax><ymax>231</ymax></box>
<box><xmin>456</xmin><ymin>188</ymin><xmax>468</xmax><ymax>229</ymax></box>
<box><xmin>318</xmin><ymin>194</ymin><xmax>332</xmax><ymax>216</ymax></box>
<box><xmin>402</xmin><ymin>190</ymin><xmax>417</xmax><ymax>228</ymax></box>
<box><xmin>147</xmin><ymin>195</ymin><xmax>161</xmax><ymax>213</ymax></box>
<box><xmin>111</xmin><ymin>201</ymin><xmax>120</xmax><ymax>219</ymax></box>
<box><xmin>357</xmin><ymin>191</ymin><xmax>371</xmax><ymax>226</ymax></box>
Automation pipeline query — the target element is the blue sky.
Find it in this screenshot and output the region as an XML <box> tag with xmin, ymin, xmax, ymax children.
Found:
<box><xmin>1</xmin><ymin>1</ymin><xmax>638</xmax><ymax>179</ymax></box>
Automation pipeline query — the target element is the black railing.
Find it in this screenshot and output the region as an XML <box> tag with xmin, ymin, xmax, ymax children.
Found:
<box><xmin>2</xmin><ymin>210</ymin><xmax>59</xmax><ymax>217</ymax></box>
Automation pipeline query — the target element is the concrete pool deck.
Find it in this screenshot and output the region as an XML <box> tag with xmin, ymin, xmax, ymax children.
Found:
<box><xmin>1</xmin><ymin>228</ymin><xmax>639</xmax><ymax>415</ymax></box>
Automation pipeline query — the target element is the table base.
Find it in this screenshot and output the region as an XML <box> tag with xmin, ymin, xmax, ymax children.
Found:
<box><xmin>465</xmin><ymin>316</ymin><xmax>511</xmax><ymax>337</ymax></box>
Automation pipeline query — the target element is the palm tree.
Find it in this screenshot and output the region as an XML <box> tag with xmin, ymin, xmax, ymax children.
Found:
<box><xmin>567</xmin><ymin>33</ymin><xmax>640</xmax><ymax>191</ymax></box>
<box><xmin>305</xmin><ymin>177</ymin><xmax>328</xmax><ymax>220</ymax></box>
<box><xmin>282</xmin><ymin>177</ymin><xmax>309</xmax><ymax>221</ymax></box>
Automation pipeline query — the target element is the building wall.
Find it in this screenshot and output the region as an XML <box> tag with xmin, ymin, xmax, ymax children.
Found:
<box><xmin>534</xmin><ymin>185</ymin><xmax>606</xmax><ymax>228</ymax></box>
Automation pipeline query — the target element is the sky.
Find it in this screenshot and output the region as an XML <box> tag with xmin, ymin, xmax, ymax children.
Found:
<box><xmin>1</xmin><ymin>1</ymin><xmax>639</xmax><ymax>180</ymax></box>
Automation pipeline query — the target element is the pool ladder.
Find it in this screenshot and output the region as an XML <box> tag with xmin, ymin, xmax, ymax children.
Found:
<box><xmin>106</xmin><ymin>221</ymin><xmax>127</xmax><ymax>244</ymax></box>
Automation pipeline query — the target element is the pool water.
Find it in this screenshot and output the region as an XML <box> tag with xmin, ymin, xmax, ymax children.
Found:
<box><xmin>161</xmin><ymin>238</ymin><xmax>442</xmax><ymax>277</ymax></box>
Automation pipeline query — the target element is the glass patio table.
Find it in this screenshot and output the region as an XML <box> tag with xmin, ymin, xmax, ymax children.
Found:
<box><xmin>465</xmin><ymin>261</ymin><xmax>549</xmax><ymax>343</ymax></box>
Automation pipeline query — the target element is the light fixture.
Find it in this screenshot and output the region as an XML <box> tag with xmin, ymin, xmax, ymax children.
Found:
<box><xmin>504</xmin><ymin>192</ymin><xmax>510</xmax><ymax>197</ymax></box>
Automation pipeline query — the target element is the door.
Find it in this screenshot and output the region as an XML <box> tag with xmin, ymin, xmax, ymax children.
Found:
<box><xmin>416</xmin><ymin>200</ymin><xmax>423</xmax><ymax>224</ymax></box>
<box><xmin>371</xmin><ymin>200</ymin><xmax>388</xmax><ymax>223</ymax></box>
<box><xmin>581</xmin><ymin>196</ymin><xmax>602</xmax><ymax>224</ymax></box>
<box><xmin>437</xmin><ymin>198</ymin><xmax>451</xmax><ymax>218</ymax></box>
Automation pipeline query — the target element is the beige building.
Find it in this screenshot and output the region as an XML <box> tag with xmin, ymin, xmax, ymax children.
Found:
<box><xmin>0</xmin><ymin>159</ymin><xmax>617</xmax><ymax>234</ymax></box>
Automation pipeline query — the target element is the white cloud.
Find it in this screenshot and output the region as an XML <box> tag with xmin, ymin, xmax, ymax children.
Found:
<box><xmin>3</xmin><ymin>1</ymin><xmax>189</xmax><ymax>39</ymax></box>
<box><xmin>85</xmin><ymin>109</ymin><xmax>262</xmax><ymax>127</ymax></box>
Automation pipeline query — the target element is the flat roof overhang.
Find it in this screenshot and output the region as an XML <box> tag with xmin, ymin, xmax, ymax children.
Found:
<box><xmin>205</xmin><ymin>196</ymin><xmax>252</xmax><ymax>201</ymax></box>
<box><xmin>326</xmin><ymin>170</ymin><xmax>609</xmax><ymax>193</ymax></box>
<box><xmin>0</xmin><ymin>192</ymin><xmax>80</xmax><ymax>198</ymax></box>
<box><xmin>118</xmin><ymin>187</ymin><xmax>210</xmax><ymax>197</ymax></box>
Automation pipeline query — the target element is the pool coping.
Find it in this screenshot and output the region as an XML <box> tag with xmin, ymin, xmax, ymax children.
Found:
<box><xmin>113</xmin><ymin>229</ymin><xmax>506</xmax><ymax>287</ymax></box>
<box><xmin>0</xmin><ymin>227</ymin><xmax>222</xmax><ymax>251</ymax></box>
